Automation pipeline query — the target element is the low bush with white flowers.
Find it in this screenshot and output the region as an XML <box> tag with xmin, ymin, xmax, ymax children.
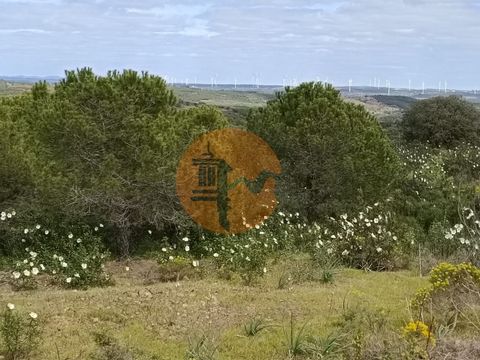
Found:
<box><xmin>311</xmin><ymin>201</ymin><xmax>404</xmax><ymax>271</ymax></box>
<box><xmin>3</xmin><ymin>210</ymin><xmax>111</xmax><ymax>290</ymax></box>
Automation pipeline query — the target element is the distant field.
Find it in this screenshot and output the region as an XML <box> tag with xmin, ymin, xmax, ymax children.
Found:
<box><xmin>173</xmin><ymin>86</ymin><xmax>274</xmax><ymax>108</ymax></box>
<box><xmin>0</xmin><ymin>80</ymin><xmax>31</xmax><ymax>96</ymax></box>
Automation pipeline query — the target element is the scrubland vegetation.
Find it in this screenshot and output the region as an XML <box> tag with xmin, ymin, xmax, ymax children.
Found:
<box><xmin>0</xmin><ymin>68</ymin><xmax>479</xmax><ymax>359</ymax></box>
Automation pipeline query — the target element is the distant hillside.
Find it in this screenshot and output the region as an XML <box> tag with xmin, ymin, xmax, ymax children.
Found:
<box><xmin>372</xmin><ymin>95</ymin><xmax>417</xmax><ymax>110</ymax></box>
<box><xmin>0</xmin><ymin>75</ymin><xmax>61</xmax><ymax>83</ymax></box>
<box><xmin>173</xmin><ymin>86</ymin><xmax>273</xmax><ymax>108</ymax></box>
<box><xmin>0</xmin><ymin>80</ymin><xmax>31</xmax><ymax>96</ymax></box>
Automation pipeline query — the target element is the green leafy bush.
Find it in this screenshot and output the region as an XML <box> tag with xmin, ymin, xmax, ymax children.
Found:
<box><xmin>5</xmin><ymin>68</ymin><xmax>229</xmax><ymax>256</ymax></box>
<box><xmin>313</xmin><ymin>201</ymin><xmax>404</xmax><ymax>270</ymax></box>
<box><xmin>7</xmin><ymin>216</ymin><xmax>111</xmax><ymax>289</ymax></box>
<box><xmin>402</xmin><ymin>96</ymin><xmax>480</xmax><ymax>149</ymax></box>
<box><xmin>247</xmin><ymin>82</ymin><xmax>400</xmax><ymax>220</ymax></box>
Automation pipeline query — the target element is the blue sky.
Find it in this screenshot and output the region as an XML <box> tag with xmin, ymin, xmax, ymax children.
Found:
<box><xmin>1</xmin><ymin>0</ymin><xmax>479</xmax><ymax>89</ymax></box>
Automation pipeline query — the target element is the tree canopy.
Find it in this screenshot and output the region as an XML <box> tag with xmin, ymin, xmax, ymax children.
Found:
<box><xmin>402</xmin><ymin>96</ymin><xmax>480</xmax><ymax>148</ymax></box>
<box><xmin>8</xmin><ymin>68</ymin><xmax>228</xmax><ymax>255</ymax></box>
<box><xmin>247</xmin><ymin>82</ymin><xmax>400</xmax><ymax>218</ymax></box>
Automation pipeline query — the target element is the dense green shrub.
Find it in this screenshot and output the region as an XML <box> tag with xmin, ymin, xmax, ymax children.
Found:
<box><xmin>394</xmin><ymin>144</ymin><xmax>476</xmax><ymax>232</ymax></box>
<box><xmin>247</xmin><ymin>82</ymin><xmax>400</xmax><ymax>220</ymax></box>
<box><xmin>312</xmin><ymin>201</ymin><xmax>407</xmax><ymax>271</ymax></box>
<box><xmin>0</xmin><ymin>96</ymin><xmax>33</xmax><ymax>205</ymax></box>
<box><xmin>8</xmin><ymin>221</ymin><xmax>111</xmax><ymax>290</ymax></box>
<box><xmin>402</xmin><ymin>96</ymin><xmax>480</xmax><ymax>148</ymax></box>
<box><xmin>6</xmin><ymin>68</ymin><xmax>228</xmax><ymax>256</ymax></box>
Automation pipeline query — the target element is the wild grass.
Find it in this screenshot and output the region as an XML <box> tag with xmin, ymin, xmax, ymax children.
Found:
<box><xmin>0</xmin><ymin>259</ymin><xmax>428</xmax><ymax>359</ymax></box>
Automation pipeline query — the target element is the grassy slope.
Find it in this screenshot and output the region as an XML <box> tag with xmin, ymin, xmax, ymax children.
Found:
<box><xmin>0</xmin><ymin>260</ymin><xmax>426</xmax><ymax>359</ymax></box>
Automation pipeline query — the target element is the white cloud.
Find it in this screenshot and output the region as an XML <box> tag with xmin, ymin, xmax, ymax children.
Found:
<box><xmin>154</xmin><ymin>20</ymin><xmax>218</xmax><ymax>38</ymax></box>
<box><xmin>125</xmin><ymin>4</ymin><xmax>210</xmax><ymax>19</ymax></box>
<box><xmin>0</xmin><ymin>0</ymin><xmax>60</xmax><ymax>3</ymax></box>
<box><xmin>0</xmin><ymin>28</ymin><xmax>51</xmax><ymax>34</ymax></box>
<box><xmin>393</xmin><ymin>28</ymin><xmax>416</xmax><ymax>34</ymax></box>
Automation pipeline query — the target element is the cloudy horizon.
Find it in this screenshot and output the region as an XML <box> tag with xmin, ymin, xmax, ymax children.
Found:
<box><xmin>1</xmin><ymin>0</ymin><xmax>479</xmax><ymax>89</ymax></box>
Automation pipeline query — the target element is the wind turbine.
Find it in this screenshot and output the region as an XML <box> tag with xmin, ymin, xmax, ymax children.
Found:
<box><xmin>348</xmin><ymin>79</ymin><xmax>352</xmax><ymax>93</ymax></box>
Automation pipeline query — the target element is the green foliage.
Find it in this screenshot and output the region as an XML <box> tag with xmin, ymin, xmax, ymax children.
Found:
<box><xmin>6</xmin><ymin>68</ymin><xmax>229</xmax><ymax>256</ymax></box>
<box><xmin>394</xmin><ymin>144</ymin><xmax>475</xmax><ymax>232</ymax></box>
<box><xmin>243</xmin><ymin>318</ymin><xmax>272</xmax><ymax>337</ymax></box>
<box><xmin>0</xmin><ymin>305</ymin><xmax>41</xmax><ymax>360</ymax></box>
<box><xmin>313</xmin><ymin>202</ymin><xmax>405</xmax><ymax>271</ymax></box>
<box><xmin>247</xmin><ymin>82</ymin><xmax>400</xmax><ymax>220</ymax></box>
<box><xmin>0</xmin><ymin>96</ymin><xmax>34</xmax><ymax>205</ymax></box>
<box><xmin>6</xmin><ymin>214</ymin><xmax>111</xmax><ymax>290</ymax></box>
<box><xmin>402</xmin><ymin>96</ymin><xmax>480</xmax><ymax>148</ymax></box>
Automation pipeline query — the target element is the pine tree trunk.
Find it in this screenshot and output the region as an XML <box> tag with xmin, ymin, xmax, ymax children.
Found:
<box><xmin>118</xmin><ymin>227</ymin><xmax>131</xmax><ymax>258</ymax></box>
